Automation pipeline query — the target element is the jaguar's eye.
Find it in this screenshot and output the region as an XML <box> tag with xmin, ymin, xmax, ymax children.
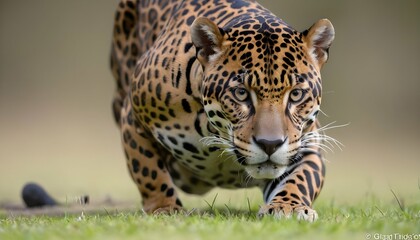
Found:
<box><xmin>289</xmin><ymin>89</ymin><xmax>306</xmax><ymax>103</ymax></box>
<box><xmin>233</xmin><ymin>88</ymin><xmax>249</xmax><ymax>102</ymax></box>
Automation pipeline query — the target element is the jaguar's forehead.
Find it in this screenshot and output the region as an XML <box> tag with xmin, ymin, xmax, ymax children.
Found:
<box><xmin>224</xmin><ymin>14</ymin><xmax>301</xmax><ymax>41</ymax></box>
<box><xmin>221</xmin><ymin>16</ymin><xmax>318</xmax><ymax>99</ymax></box>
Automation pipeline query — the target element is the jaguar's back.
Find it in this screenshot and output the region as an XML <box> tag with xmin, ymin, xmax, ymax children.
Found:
<box><xmin>111</xmin><ymin>0</ymin><xmax>180</xmax><ymax>122</ymax></box>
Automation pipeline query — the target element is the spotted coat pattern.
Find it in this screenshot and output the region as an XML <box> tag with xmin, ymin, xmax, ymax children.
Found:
<box><xmin>110</xmin><ymin>0</ymin><xmax>335</xmax><ymax>221</ymax></box>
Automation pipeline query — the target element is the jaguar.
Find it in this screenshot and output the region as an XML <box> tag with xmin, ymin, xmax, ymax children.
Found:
<box><xmin>110</xmin><ymin>0</ymin><xmax>335</xmax><ymax>222</ymax></box>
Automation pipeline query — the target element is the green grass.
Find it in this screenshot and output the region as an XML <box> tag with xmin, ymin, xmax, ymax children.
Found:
<box><xmin>0</xmin><ymin>196</ymin><xmax>419</xmax><ymax>240</ymax></box>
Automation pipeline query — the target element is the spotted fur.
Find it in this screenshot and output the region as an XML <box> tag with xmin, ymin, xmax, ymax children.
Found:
<box><xmin>110</xmin><ymin>0</ymin><xmax>335</xmax><ymax>221</ymax></box>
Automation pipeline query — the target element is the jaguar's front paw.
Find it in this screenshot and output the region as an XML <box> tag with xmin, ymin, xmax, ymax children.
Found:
<box><xmin>294</xmin><ymin>205</ymin><xmax>318</xmax><ymax>222</ymax></box>
<box><xmin>151</xmin><ymin>205</ymin><xmax>185</xmax><ymax>215</ymax></box>
<box><xmin>258</xmin><ymin>203</ymin><xmax>318</xmax><ymax>222</ymax></box>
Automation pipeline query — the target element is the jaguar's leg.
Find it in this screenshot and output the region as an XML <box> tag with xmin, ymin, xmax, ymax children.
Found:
<box><xmin>120</xmin><ymin>97</ymin><xmax>183</xmax><ymax>214</ymax></box>
<box><xmin>258</xmin><ymin>152</ymin><xmax>325</xmax><ymax>222</ymax></box>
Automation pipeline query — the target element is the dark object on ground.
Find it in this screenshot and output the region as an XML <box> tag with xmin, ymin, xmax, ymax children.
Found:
<box><xmin>21</xmin><ymin>182</ymin><xmax>89</xmax><ymax>208</ymax></box>
<box><xmin>22</xmin><ymin>182</ymin><xmax>58</xmax><ymax>208</ymax></box>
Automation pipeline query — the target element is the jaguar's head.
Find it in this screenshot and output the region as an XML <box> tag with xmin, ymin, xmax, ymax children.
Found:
<box><xmin>191</xmin><ymin>15</ymin><xmax>334</xmax><ymax>179</ymax></box>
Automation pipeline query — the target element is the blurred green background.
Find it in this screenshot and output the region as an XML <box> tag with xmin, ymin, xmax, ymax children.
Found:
<box><xmin>0</xmin><ymin>0</ymin><xmax>419</xmax><ymax>206</ymax></box>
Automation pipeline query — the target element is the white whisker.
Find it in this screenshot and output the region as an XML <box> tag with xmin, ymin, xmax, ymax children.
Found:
<box><xmin>300</xmin><ymin>121</ymin><xmax>347</xmax><ymax>155</ymax></box>
<box><xmin>243</xmin><ymin>172</ymin><xmax>254</xmax><ymax>187</ymax></box>
<box><xmin>317</xmin><ymin>121</ymin><xmax>349</xmax><ymax>132</ymax></box>
<box><xmin>305</xmin><ymin>142</ymin><xmax>334</xmax><ymax>153</ymax></box>
<box><xmin>319</xmin><ymin>109</ymin><xmax>329</xmax><ymax>117</ymax></box>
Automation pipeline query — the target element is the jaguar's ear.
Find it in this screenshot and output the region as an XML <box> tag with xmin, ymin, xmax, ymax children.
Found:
<box><xmin>191</xmin><ymin>17</ymin><xmax>225</xmax><ymax>65</ymax></box>
<box><xmin>303</xmin><ymin>19</ymin><xmax>335</xmax><ymax>68</ymax></box>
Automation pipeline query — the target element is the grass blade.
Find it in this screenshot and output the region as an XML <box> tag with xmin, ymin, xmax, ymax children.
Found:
<box><xmin>390</xmin><ymin>189</ymin><xmax>404</xmax><ymax>212</ymax></box>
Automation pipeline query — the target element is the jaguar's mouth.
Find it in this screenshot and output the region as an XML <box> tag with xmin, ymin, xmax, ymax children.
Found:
<box><xmin>244</xmin><ymin>162</ymin><xmax>288</xmax><ymax>180</ymax></box>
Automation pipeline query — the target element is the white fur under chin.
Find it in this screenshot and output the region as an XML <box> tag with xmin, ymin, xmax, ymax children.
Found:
<box><xmin>245</xmin><ymin>163</ymin><xmax>288</xmax><ymax>179</ymax></box>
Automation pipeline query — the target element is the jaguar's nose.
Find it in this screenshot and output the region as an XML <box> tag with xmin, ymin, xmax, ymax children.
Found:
<box><xmin>253</xmin><ymin>137</ymin><xmax>287</xmax><ymax>156</ymax></box>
